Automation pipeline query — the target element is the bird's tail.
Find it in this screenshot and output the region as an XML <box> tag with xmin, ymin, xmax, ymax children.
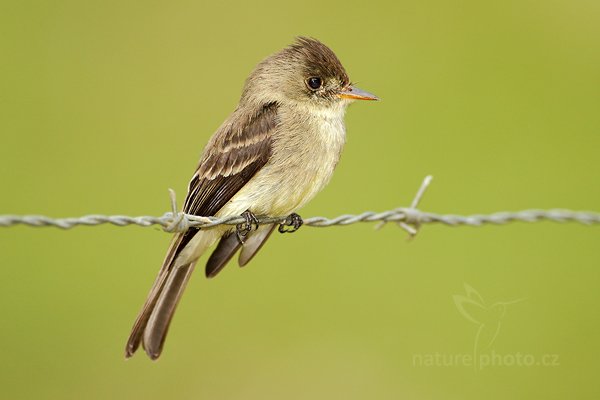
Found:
<box><xmin>125</xmin><ymin>229</ymin><xmax>219</xmax><ymax>360</ymax></box>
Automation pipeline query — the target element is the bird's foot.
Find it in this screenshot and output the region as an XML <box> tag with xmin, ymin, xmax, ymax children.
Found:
<box><xmin>278</xmin><ymin>213</ymin><xmax>303</xmax><ymax>233</ymax></box>
<box><xmin>236</xmin><ymin>210</ymin><xmax>259</xmax><ymax>243</ymax></box>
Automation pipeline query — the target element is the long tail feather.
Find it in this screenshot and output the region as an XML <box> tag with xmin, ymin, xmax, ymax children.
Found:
<box><xmin>125</xmin><ymin>229</ymin><xmax>219</xmax><ymax>359</ymax></box>
<box><xmin>125</xmin><ymin>233</ymin><xmax>185</xmax><ymax>358</ymax></box>
<box><xmin>143</xmin><ymin>262</ymin><xmax>196</xmax><ymax>359</ymax></box>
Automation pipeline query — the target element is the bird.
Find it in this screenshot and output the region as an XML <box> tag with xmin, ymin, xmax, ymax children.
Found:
<box><xmin>125</xmin><ymin>37</ymin><xmax>378</xmax><ymax>360</ymax></box>
<box><xmin>453</xmin><ymin>283</ymin><xmax>525</xmax><ymax>353</ymax></box>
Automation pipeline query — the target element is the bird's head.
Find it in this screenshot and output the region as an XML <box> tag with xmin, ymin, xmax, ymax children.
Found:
<box><xmin>241</xmin><ymin>37</ymin><xmax>378</xmax><ymax>109</ymax></box>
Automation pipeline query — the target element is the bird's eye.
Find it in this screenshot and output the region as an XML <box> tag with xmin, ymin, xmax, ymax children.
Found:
<box><xmin>306</xmin><ymin>77</ymin><xmax>323</xmax><ymax>90</ymax></box>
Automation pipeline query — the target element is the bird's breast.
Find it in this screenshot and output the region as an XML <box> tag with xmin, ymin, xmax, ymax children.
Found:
<box><xmin>222</xmin><ymin>105</ymin><xmax>347</xmax><ymax>217</ymax></box>
<box><xmin>267</xmin><ymin>108</ymin><xmax>347</xmax><ymax>214</ymax></box>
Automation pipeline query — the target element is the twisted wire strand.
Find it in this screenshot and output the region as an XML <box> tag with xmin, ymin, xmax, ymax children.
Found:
<box><xmin>0</xmin><ymin>177</ymin><xmax>598</xmax><ymax>234</ymax></box>
<box><xmin>0</xmin><ymin>209</ymin><xmax>598</xmax><ymax>230</ymax></box>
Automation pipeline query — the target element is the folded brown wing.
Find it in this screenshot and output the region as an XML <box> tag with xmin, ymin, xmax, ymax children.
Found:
<box><xmin>178</xmin><ymin>101</ymin><xmax>278</xmax><ymax>251</ymax></box>
<box><xmin>125</xmin><ymin>102</ymin><xmax>278</xmax><ymax>359</ymax></box>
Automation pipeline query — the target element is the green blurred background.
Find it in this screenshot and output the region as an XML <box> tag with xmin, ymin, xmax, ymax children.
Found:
<box><xmin>1</xmin><ymin>0</ymin><xmax>599</xmax><ymax>398</ymax></box>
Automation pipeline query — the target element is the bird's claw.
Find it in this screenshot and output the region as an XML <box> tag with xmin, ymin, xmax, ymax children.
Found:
<box><xmin>236</xmin><ymin>210</ymin><xmax>259</xmax><ymax>243</ymax></box>
<box><xmin>278</xmin><ymin>213</ymin><xmax>303</xmax><ymax>233</ymax></box>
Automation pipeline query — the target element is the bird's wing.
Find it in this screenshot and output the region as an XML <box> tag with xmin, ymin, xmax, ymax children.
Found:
<box><xmin>452</xmin><ymin>295</ymin><xmax>487</xmax><ymax>325</ymax></box>
<box><xmin>463</xmin><ymin>283</ymin><xmax>485</xmax><ymax>305</ymax></box>
<box><xmin>176</xmin><ymin>101</ymin><xmax>278</xmax><ymax>254</ymax></box>
<box><xmin>125</xmin><ymin>101</ymin><xmax>278</xmax><ymax>359</ymax></box>
<box><xmin>205</xmin><ymin>231</ymin><xmax>243</xmax><ymax>278</ymax></box>
<box><xmin>238</xmin><ymin>223</ymin><xmax>277</xmax><ymax>266</ymax></box>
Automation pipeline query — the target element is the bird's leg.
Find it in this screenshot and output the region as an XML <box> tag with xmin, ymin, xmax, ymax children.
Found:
<box><xmin>278</xmin><ymin>213</ymin><xmax>303</xmax><ymax>233</ymax></box>
<box><xmin>236</xmin><ymin>210</ymin><xmax>259</xmax><ymax>244</ymax></box>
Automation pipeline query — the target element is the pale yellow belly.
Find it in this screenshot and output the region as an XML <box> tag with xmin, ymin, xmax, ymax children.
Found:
<box><xmin>218</xmin><ymin>103</ymin><xmax>346</xmax><ymax>219</ymax></box>
<box><xmin>218</xmin><ymin>159</ymin><xmax>335</xmax><ymax>218</ymax></box>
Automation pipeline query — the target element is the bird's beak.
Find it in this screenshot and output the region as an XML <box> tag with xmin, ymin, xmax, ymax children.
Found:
<box><xmin>337</xmin><ymin>86</ymin><xmax>379</xmax><ymax>101</ymax></box>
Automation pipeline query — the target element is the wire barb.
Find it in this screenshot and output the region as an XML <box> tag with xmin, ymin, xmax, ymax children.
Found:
<box><xmin>375</xmin><ymin>174</ymin><xmax>433</xmax><ymax>237</ymax></box>
<box><xmin>1</xmin><ymin>176</ymin><xmax>599</xmax><ymax>235</ymax></box>
<box><xmin>163</xmin><ymin>188</ymin><xmax>190</xmax><ymax>233</ymax></box>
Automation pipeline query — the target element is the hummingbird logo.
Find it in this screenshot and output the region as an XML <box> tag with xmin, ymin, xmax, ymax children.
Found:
<box><xmin>453</xmin><ymin>283</ymin><xmax>524</xmax><ymax>365</ymax></box>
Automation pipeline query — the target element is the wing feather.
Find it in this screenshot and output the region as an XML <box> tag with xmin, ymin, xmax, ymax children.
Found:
<box><xmin>125</xmin><ymin>102</ymin><xmax>278</xmax><ymax>358</ymax></box>
<box><xmin>176</xmin><ymin>102</ymin><xmax>278</xmax><ymax>252</ymax></box>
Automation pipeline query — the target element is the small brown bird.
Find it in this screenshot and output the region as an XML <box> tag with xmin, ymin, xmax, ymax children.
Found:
<box><xmin>125</xmin><ymin>37</ymin><xmax>377</xmax><ymax>359</ymax></box>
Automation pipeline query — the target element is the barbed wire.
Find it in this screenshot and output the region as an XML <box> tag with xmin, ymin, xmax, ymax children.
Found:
<box><xmin>0</xmin><ymin>176</ymin><xmax>598</xmax><ymax>238</ymax></box>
